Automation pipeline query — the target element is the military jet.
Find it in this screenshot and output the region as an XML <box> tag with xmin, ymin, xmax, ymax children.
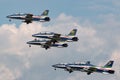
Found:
<box><xmin>52</xmin><ymin>61</ymin><xmax>115</xmax><ymax>75</ymax></box>
<box><xmin>32</xmin><ymin>29</ymin><xmax>78</xmax><ymax>43</ymax></box>
<box><xmin>6</xmin><ymin>10</ymin><xmax>50</xmax><ymax>24</ymax></box>
<box><xmin>26</xmin><ymin>39</ymin><xmax>68</xmax><ymax>50</ymax></box>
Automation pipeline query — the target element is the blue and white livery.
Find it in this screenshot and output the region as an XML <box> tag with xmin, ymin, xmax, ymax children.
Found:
<box><xmin>6</xmin><ymin>10</ymin><xmax>50</xmax><ymax>24</ymax></box>
<box><xmin>27</xmin><ymin>39</ymin><xmax>68</xmax><ymax>50</ymax></box>
<box><xmin>32</xmin><ymin>29</ymin><xmax>78</xmax><ymax>43</ymax></box>
<box><xmin>52</xmin><ymin>61</ymin><xmax>115</xmax><ymax>75</ymax></box>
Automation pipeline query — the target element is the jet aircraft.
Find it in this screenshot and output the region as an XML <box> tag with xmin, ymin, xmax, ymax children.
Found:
<box><xmin>6</xmin><ymin>10</ymin><xmax>50</xmax><ymax>24</ymax></box>
<box><xmin>27</xmin><ymin>39</ymin><xmax>68</xmax><ymax>50</ymax></box>
<box><xmin>32</xmin><ymin>29</ymin><xmax>78</xmax><ymax>43</ymax></box>
<box><xmin>52</xmin><ymin>61</ymin><xmax>115</xmax><ymax>75</ymax></box>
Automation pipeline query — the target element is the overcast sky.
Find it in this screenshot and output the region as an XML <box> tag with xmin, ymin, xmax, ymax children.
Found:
<box><xmin>0</xmin><ymin>0</ymin><xmax>120</xmax><ymax>80</ymax></box>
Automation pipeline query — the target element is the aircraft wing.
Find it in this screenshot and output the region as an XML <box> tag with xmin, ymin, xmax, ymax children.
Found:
<box><xmin>52</xmin><ymin>33</ymin><xmax>61</xmax><ymax>39</ymax></box>
<box><xmin>41</xmin><ymin>40</ymin><xmax>52</xmax><ymax>50</ymax></box>
<box><xmin>83</xmin><ymin>67</ymin><xmax>97</xmax><ymax>75</ymax></box>
<box><xmin>65</xmin><ymin>66</ymin><xmax>73</xmax><ymax>73</ymax></box>
<box><xmin>24</xmin><ymin>14</ymin><xmax>33</xmax><ymax>24</ymax></box>
<box><xmin>45</xmin><ymin>40</ymin><xmax>52</xmax><ymax>45</ymax></box>
<box><xmin>88</xmin><ymin>67</ymin><xmax>97</xmax><ymax>72</ymax></box>
<box><xmin>26</xmin><ymin>14</ymin><xmax>33</xmax><ymax>18</ymax></box>
<box><xmin>50</xmin><ymin>34</ymin><xmax>61</xmax><ymax>44</ymax></box>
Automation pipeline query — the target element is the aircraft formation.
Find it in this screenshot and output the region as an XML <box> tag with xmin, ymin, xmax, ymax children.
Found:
<box><xmin>27</xmin><ymin>29</ymin><xmax>78</xmax><ymax>50</ymax></box>
<box><xmin>6</xmin><ymin>10</ymin><xmax>115</xmax><ymax>77</ymax></box>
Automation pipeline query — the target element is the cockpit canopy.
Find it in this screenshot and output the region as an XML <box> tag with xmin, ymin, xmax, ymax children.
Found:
<box><xmin>36</xmin><ymin>31</ymin><xmax>57</xmax><ymax>35</ymax></box>
<box><xmin>74</xmin><ymin>61</ymin><xmax>91</xmax><ymax>65</ymax></box>
<box><xmin>10</xmin><ymin>13</ymin><xmax>33</xmax><ymax>16</ymax></box>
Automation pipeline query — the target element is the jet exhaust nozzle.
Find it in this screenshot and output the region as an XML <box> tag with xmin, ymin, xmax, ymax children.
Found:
<box><xmin>72</xmin><ymin>37</ymin><xmax>78</xmax><ymax>41</ymax></box>
<box><xmin>62</xmin><ymin>43</ymin><xmax>68</xmax><ymax>47</ymax></box>
<box><xmin>44</xmin><ymin>17</ymin><xmax>50</xmax><ymax>21</ymax></box>
<box><xmin>108</xmin><ymin>70</ymin><xmax>115</xmax><ymax>74</ymax></box>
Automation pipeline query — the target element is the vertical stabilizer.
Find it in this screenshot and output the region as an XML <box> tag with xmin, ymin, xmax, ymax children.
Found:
<box><xmin>41</xmin><ymin>10</ymin><xmax>49</xmax><ymax>16</ymax></box>
<box><xmin>68</xmin><ymin>29</ymin><xmax>77</xmax><ymax>36</ymax></box>
<box><xmin>103</xmin><ymin>61</ymin><xmax>114</xmax><ymax>68</ymax></box>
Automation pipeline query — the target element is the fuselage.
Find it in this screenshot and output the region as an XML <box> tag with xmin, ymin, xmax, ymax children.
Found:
<box><xmin>27</xmin><ymin>39</ymin><xmax>68</xmax><ymax>48</ymax></box>
<box><xmin>67</xmin><ymin>64</ymin><xmax>114</xmax><ymax>74</ymax></box>
<box><xmin>32</xmin><ymin>32</ymin><xmax>78</xmax><ymax>42</ymax></box>
<box><xmin>7</xmin><ymin>14</ymin><xmax>50</xmax><ymax>22</ymax></box>
<box><xmin>52</xmin><ymin>62</ymin><xmax>115</xmax><ymax>75</ymax></box>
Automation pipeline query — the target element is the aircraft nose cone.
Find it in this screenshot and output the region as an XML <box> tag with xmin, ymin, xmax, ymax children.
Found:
<box><xmin>26</xmin><ymin>41</ymin><xmax>30</xmax><ymax>44</ymax></box>
<box><xmin>6</xmin><ymin>15</ymin><xmax>13</xmax><ymax>18</ymax></box>
<box><xmin>52</xmin><ymin>64</ymin><xmax>57</xmax><ymax>68</ymax></box>
<box><xmin>26</xmin><ymin>41</ymin><xmax>32</xmax><ymax>44</ymax></box>
<box><xmin>32</xmin><ymin>33</ymin><xmax>40</xmax><ymax>37</ymax></box>
<box><xmin>32</xmin><ymin>34</ymin><xmax>36</xmax><ymax>37</ymax></box>
<box><xmin>52</xmin><ymin>65</ymin><xmax>56</xmax><ymax>67</ymax></box>
<box><xmin>6</xmin><ymin>15</ymin><xmax>10</xmax><ymax>18</ymax></box>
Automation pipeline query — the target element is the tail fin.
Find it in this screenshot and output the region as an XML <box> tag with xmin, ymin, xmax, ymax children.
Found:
<box><xmin>103</xmin><ymin>61</ymin><xmax>114</xmax><ymax>68</ymax></box>
<box><xmin>68</xmin><ymin>29</ymin><xmax>77</xmax><ymax>36</ymax></box>
<box><xmin>41</xmin><ymin>10</ymin><xmax>49</xmax><ymax>16</ymax></box>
